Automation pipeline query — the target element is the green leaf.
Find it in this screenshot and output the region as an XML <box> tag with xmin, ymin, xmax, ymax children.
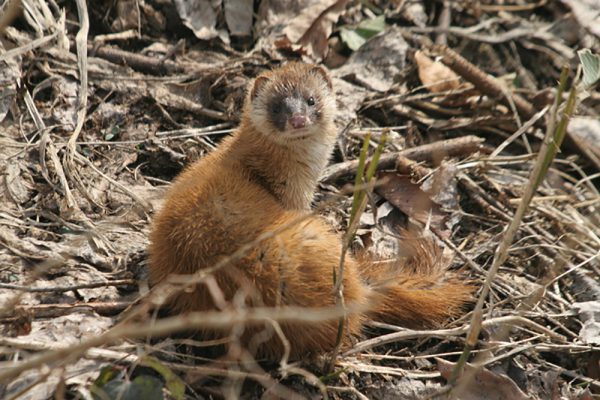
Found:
<box><xmin>93</xmin><ymin>365</ymin><xmax>121</xmax><ymax>387</ymax></box>
<box><xmin>99</xmin><ymin>375</ymin><xmax>164</xmax><ymax>400</ymax></box>
<box><xmin>104</xmin><ymin>125</ymin><xmax>119</xmax><ymax>141</ymax></box>
<box><xmin>578</xmin><ymin>49</ymin><xmax>600</xmax><ymax>89</ymax></box>
<box><xmin>339</xmin><ymin>15</ymin><xmax>386</xmax><ymax>51</ymax></box>
<box><xmin>356</xmin><ymin>15</ymin><xmax>385</xmax><ymax>36</ymax></box>
<box><xmin>141</xmin><ymin>356</ymin><xmax>186</xmax><ymax>400</ymax></box>
<box><xmin>340</xmin><ymin>28</ymin><xmax>367</xmax><ymax>51</ymax></box>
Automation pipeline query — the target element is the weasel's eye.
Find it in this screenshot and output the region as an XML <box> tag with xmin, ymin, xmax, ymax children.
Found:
<box><xmin>307</xmin><ymin>97</ymin><xmax>315</xmax><ymax>106</ymax></box>
<box><xmin>271</xmin><ymin>103</ymin><xmax>282</xmax><ymax>114</ymax></box>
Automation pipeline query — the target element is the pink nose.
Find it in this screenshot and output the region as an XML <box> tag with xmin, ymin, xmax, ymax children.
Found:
<box><xmin>290</xmin><ymin>114</ymin><xmax>306</xmax><ymax>129</ymax></box>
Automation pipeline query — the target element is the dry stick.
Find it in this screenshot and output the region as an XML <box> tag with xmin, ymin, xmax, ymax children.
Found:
<box><xmin>70</xmin><ymin>0</ymin><xmax>89</xmax><ymax>144</ymax></box>
<box><xmin>490</xmin><ymin>106</ymin><xmax>549</xmax><ymax>158</ymax></box>
<box><xmin>345</xmin><ymin>315</ymin><xmax>563</xmax><ymax>356</ymax></box>
<box><xmin>73</xmin><ymin>152</ymin><xmax>152</xmax><ymax>212</ymax></box>
<box><xmin>0</xmin><ymin>305</ymin><xmax>357</xmax><ymax>383</ymax></box>
<box><xmin>451</xmin><ymin>66</ymin><xmax>575</xmax><ymax>391</ymax></box>
<box><xmin>87</xmin><ymin>43</ymin><xmax>183</xmax><ymax>75</ymax></box>
<box><xmin>0</xmin><ymin>279</ymin><xmax>135</xmax><ymax>292</ymax></box>
<box><xmin>458</xmin><ymin>173</ymin><xmax>568</xmax><ymax>266</ymax></box>
<box><xmin>542</xmin><ymin>360</ymin><xmax>600</xmax><ymax>392</ymax></box>
<box><xmin>435</xmin><ymin>0</ymin><xmax>451</xmax><ymax>45</ymax></box>
<box><xmin>431</xmin><ymin>44</ymin><xmax>537</xmax><ymax>121</ymax></box>
<box><xmin>5</xmin><ymin>332</ymin><xmax>303</xmax><ymax>400</ymax></box>
<box><xmin>321</xmin><ymin>135</ymin><xmax>485</xmax><ymax>183</ymax></box>
<box><xmin>61</xmin><ymin>0</ymin><xmax>99</xmax><ymax>226</ymax></box>
<box><xmin>0</xmin><ymin>30</ymin><xmax>58</xmax><ymax>62</ymax></box>
<box><xmin>22</xmin><ymin>88</ymin><xmax>78</xmax><ymax>209</ymax></box>
<box><xmin>2</xmin><ymin>301</ymin><xmax>132</xmax><ymax>318</ymax></box>
<box><xmin>480</xmin><ymin>0</ymin><xmax>547</xmax><ymax>12</ymax></box>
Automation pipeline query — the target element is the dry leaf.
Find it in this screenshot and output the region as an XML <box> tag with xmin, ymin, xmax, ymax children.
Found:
<box><xmin>279</xmin><ymin>0</ymin><xmax>349</xmax><ymax>61</ymax></box>
<box><xmin>0</xmin><ymin>41</ymin><xmax>19</xmax><ymax>123</ymax></box>
<box><xmin>375</xmin><ymin>172</ymin><xmax>449</xmax><ymax>236</ymax></box>
<box><xmin>173</xmin><ymin>0</ymin><xmax>218</xmax><ymax>40</ymax></box>
<box><xmin>296</xmin><ymin>0</ymin><xmax>350</xmax><ymax>61</ymax></box>
<box><xmin>415</xmin><ymin>50</ymin><xmax>463</xmax><ymax>93</ymax></box>
<box><xmin>437</xmin><ymin>358</ymin><xmax>529</xmax><ymax>400</ymax></box>
<box><xmin>111</xmin><ymin>0</ymin><xmax>140</xmax><ymax>32</ymax></box>
<box><xmin>572</xmin><ymin>301</ymin><xmax>600</xmax><ymax>344</ymax></box>
<box><xmin>336</xmin><ymin>27</ymin><xmax>408</xmax><ymax>92</ymax></box>
<box><xmin>224</xmin><ymin>0</ymin><xmax>253</xmax><ymax>37</ymax></box>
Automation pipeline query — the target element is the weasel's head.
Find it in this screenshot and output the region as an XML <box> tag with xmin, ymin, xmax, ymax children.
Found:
<box><xmin>246</xmin><ymin>62</ymin><xmax>336</xmax><ymax>144</ymax></box>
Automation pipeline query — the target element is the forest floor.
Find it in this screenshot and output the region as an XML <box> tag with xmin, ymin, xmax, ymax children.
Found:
<box><xmin>1</xmin><ymin>0</ymin><xmax>600</xmax><ymax>399</ymax></box>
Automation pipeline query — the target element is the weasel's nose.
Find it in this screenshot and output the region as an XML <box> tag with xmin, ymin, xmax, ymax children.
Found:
<box><xmin>290</xmin><ymin>114</ymin><xmax>306</xmax><ymax>129</ymax></box>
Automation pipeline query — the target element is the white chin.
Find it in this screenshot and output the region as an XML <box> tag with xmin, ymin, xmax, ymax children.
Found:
<box><xmin>280</xmin><ymin>129</ymin><xmax>316</xmax><ymax>141</ymax></box>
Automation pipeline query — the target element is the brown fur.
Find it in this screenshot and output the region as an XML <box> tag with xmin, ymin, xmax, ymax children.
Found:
<box><xmin>148</xmin><ymin>63</ymin><xmax>473</xmax><ymax>360</ymax></box>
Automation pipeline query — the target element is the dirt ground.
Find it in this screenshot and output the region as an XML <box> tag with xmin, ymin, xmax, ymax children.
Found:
<box><xmin>1</xmin><ymin>0</ymin><xmax>600</xmax><ymax>399</ymax></box>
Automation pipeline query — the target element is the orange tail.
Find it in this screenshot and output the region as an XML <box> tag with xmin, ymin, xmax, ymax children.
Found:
<box><xmin>360</xmin><ymin>237</ymin><xmax>474</xmax><ymax>327</ymax></box>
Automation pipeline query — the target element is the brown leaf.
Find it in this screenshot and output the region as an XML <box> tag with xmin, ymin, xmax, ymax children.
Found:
<box><xmin>335</xmin><ymin>27</ymin><xmax>409</xmax><ymax>92</ymax></box>
<box><xmin>375</xmin><ymin>172</ymin><xmax>450</xmax><ymax>237</ymax></box>
<box><xmin>437</xmin><ymin>358</ymin><xmax>530</xmax><ymax>400</ymax></box>
<box><xmin>270</xmin><ymin>0</ymin><xmax>349</xmax><ymax>61</ymax></box>
<box><xmin>224</xmin><ymin>0</ymin><xmax>253</xmax><ymax>37</ymax></box>
<box><xmin>174</xmin><ymin>0</ymin><xmax>218</xmax><ymax>40</ymax></box>
<box><xmin>415</xmin><ymin>50</ymin><xmax>463</xmax><ymax>93</ymax></box>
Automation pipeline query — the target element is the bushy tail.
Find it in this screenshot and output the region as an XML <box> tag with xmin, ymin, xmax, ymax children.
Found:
<box><xmin>360</xmin><ymin>237</ymin><xmax>474</xmax><ymax>328</ymax></box>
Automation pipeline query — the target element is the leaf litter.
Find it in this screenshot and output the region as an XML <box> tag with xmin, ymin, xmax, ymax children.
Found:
<box><xmin>0</xmin><ymin>0</ymin><xmax>599</xmax><ymax>399</ymax></box>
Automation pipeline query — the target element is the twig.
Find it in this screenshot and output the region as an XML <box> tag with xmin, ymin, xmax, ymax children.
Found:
<box><xmin>431</xmin><ymin>44</ymin><xmax>537</xmax><ymax>120</ymax></box>
<box><xmin>0</xmin><ymin>31</ymin><xmax>57</xmax><ymax>62</ymax></box>
<box><xmin>1</xmin><ymin>301</ymin><xmax>131</xmax><ymax>318</ymax></box>
<box><xmin>345</xmin><ymin>315</ymin><xmax>563</xmax><ymax>356</ymax></box>
<box><xmin>0</xmin><ymin>279</ymin><xmax>135</xmax><ymax>292</ymax></box>
<box><xmin>0</xmin><ymin>305</ymin><xmax>360</xmax><ymax>383</ymax></box>
<box><xmin>87</xmin><ymin>43</ymin><xmax>184</xmax><ymax>75</ymax></box>
<box><xmin>321</xmin><ymin>135</ymin><xmax>485</xmax><ymax>183</ymax></box>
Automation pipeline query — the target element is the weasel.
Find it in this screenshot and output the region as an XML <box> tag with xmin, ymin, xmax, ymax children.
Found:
<box><xmin>148</xmin><ymin>62</ymin><xmax>473</xmax><ymax>360</ymax></box>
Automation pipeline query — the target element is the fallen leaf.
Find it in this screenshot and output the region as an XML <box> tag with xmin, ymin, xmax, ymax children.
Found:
<box><xmin>415</xmin><ymin>50</ymin><xmax>463</xmax><ymax>93</ymax></box>
<box><xmin>173</xmin><ymin>0</ymin><xmax>218</xmax><ymax>40</ymax></box>
<box><xmin>572</xmin><ymin>301</ymin><xmax>600</xmax><ymax>344</ymax></box>
<box><xmin>437</xmin><ymin>358</ymin><xmax>529</xmax><ymax>400</ymax></box>
<box><xmin>4</xmin><ymin>163</ymin><xmax>33</xmax><ymax>205</ymax></box>
<box><xmin>224</xmin><ymin>0</ymin><xmax>253</xmax><ymax>37</ymax></box>
<box><xmin>339</xmin><ymin>15</ymin><xmax>386</xmax><ymax>51</ymax></box>
<box><xmin>111</xmin><ymin>0</ymin><xmax>140</xmax><ymax>32</ymax></box>
<box><xmin>0</xmin><ymin>42</ymin><xmax>19</xmax><ymax>124</ymax></box>
<box><xmin>375</xmin><ymin>172</ymin><xmax>449</xmax><ymax>236</ymax></box>
<box><xmin>295</xmin><ymin>0</ymin><xmax>350</xmax><ymax>61</ymax></box>
<box><xmin>336</xmin><ymin>27</ymin><xmax>409</xmax><ymax>92</ymax></box>
<box><xmin>578</xmin><ymin>49</ymin><xmax>600</xmax><ymax>89</ymax></box>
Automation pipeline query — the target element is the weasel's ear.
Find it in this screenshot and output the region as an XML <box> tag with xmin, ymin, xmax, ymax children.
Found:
<box><xmin>311</xmin><ymin>65</ymin><xmax>333</xmax><ymax>90</ymax></box>
<box><xmin>250</xmin><ymin>76</ymin><xmax>269</xmax><ymax>101</ymax></box>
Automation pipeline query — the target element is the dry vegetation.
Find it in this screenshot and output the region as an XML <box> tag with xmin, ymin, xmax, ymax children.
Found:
<box><xmin>1</xmin><ymin>0</ymin><xmax>600</xmax><ymax>399</ymax></box>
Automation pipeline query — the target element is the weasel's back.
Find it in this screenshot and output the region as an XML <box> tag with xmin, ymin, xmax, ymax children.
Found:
<box><xmin>148</xmin><ymin>148</ymin><xmax>287</xmax><ymax>289</ymax></box>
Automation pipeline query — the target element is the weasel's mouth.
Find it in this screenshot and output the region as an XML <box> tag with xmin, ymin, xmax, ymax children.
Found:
<box><xmin>283</xmin><ymin>126</ymin><xmax>313</xmax><ymax>138</ymax></box>
<box><xmin>283</xmin><ymin>123</ymin><xmax>311</xmax><ymax>136</ymax></box>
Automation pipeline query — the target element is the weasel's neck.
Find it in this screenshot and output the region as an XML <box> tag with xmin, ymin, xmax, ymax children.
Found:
<box><xmin>228</xmin><ymin>122</ymin><xmax>336</xmax><ymax>210</ymax></box>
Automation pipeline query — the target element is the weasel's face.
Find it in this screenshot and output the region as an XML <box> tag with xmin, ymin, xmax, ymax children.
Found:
<box><xmin>247</xmin><ymin>63</ymin><xmax>336</xmax><ymax>144</ymax></box>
